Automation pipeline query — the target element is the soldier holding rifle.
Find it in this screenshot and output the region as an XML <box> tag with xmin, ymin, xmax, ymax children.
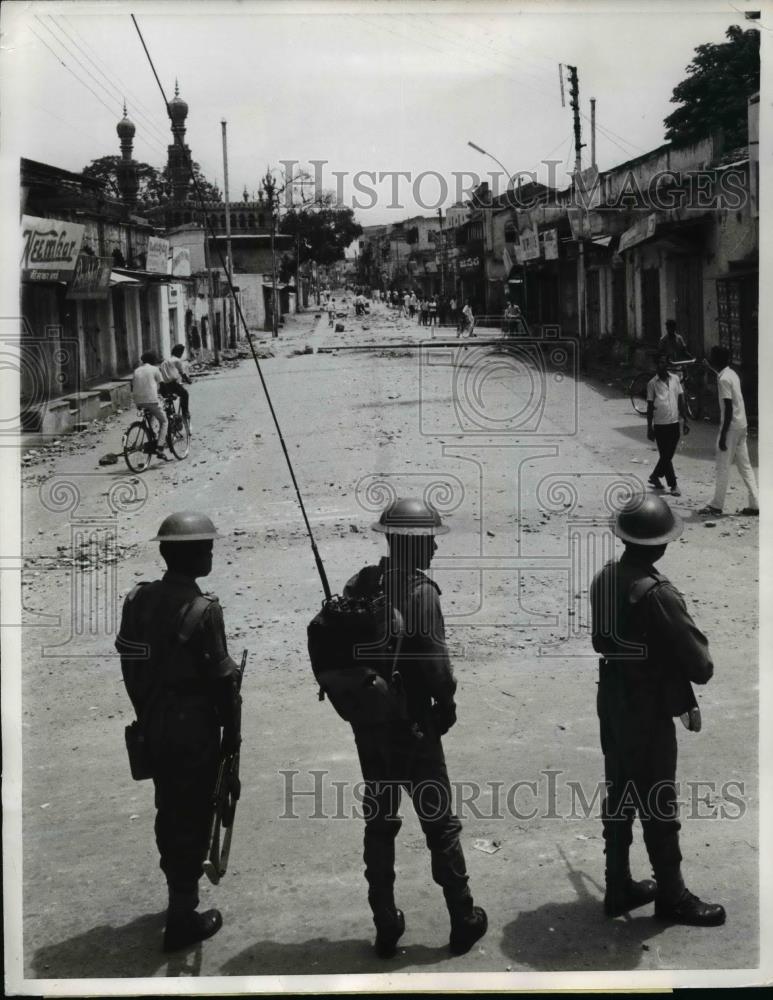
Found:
<box><xmin>116</xmin><ymin>512</ymin><xmax>242</xmax><ymax>951</ymax></box>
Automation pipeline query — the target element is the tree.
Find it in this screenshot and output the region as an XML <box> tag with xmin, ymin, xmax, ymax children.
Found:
<box><xmin>664</xmin><ymin>25</ymin><xmax>759</xmax><ymax>149</ymax></box>
<box><xmin>279</xmin><ymin>197</ymin><xmax>363</xmax><ymax>267</ymax></box>
<box><xmin>81</xmin><ymin>156</ymin><xmax>221</xmax><ymax>205</ymax></box>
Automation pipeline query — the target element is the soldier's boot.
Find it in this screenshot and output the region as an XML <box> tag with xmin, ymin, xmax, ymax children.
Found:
<box><xmin>604</xmin><ymin>854</ymin><xmax>656</xmax><ymax>917</ymax></box>
<box><xmin>602</xmin><ymin>815</ymin><xmax>654</xmax><ymax>917</ymax></box>
<box><xmin>654</xmin><ymin>867</ymin><xmax>725</xmax><ymax>926</ymax></box>
<box><xmin>604</xmin><ymin>875</ymin><xmax>658</xmax><ymax>917</ymax></box>
<box><xmin>372</xmin><ymin>904</ymin><xmax>406</xmax><ymax>959</ymax></box>
<box><xmin>163</xmin><ymin>886</ymin><xmax>223</xmax><ymax>952</ymax></box>
<box><xmin>445</xmin><ymin>890</ymin><xmax>488</xmax><ymax>956</ymax></box>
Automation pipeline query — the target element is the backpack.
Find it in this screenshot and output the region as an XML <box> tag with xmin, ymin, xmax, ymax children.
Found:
<box><xmin>307</xmin><ymin>566</ymin><xmax>406</xmax><ymax>728</ymax></box>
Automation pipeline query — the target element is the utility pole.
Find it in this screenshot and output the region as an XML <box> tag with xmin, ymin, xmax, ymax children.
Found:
<box><xmin>567</xmin><ymin>64</ymin><xmax>587</xmax><ymax>339</ymax></box>
<box><xmin>202</xmin><ymin>226</ymin><xmax>220</xmax><ymax>365</ymax></box>
<box><xmin>590</xmin><ymin>97</ymin><xmax>597</xmax><ymax>169</ymax></box>
<box><xmin>220</xmin><ymin>119</ymin><xmax>236</xmax><ymax>348</ymax></box>
<box><xmin>438</xmin><ymin>207</ymin><xmax>446</xmax><ymax>298</ymax></box>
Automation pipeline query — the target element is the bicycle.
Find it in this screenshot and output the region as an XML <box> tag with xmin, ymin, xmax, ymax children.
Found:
<box><xmin>629</xmin><ymin>358</ymin><xmax>703</xmax><ymax>419</ymax></box>
<box><xmin>122</xmin><ymin>393</ymin><xmax>190</xmax><ymax>472</ymax></box>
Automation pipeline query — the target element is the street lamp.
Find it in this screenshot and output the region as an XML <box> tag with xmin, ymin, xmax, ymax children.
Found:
<box><xmin>467</xmin><ymin>141</ymin><xmax>513</xmax><ymax>186</ymax></box>
<box><xmin>468</xmin><ymin>141</ymin><xmax>523</xmax><ymax>321</ymax></box>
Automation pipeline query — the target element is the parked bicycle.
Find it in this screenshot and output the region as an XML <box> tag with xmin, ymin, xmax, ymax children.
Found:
<box><xmin>629</xmin><ymin>358</ymin><xmax>704</xmax><ymax>419</ymax></box>
<box><xmin>122</xmin><ymin>393</ymin><xmax>190</xmax><ymax>472</ymax></box>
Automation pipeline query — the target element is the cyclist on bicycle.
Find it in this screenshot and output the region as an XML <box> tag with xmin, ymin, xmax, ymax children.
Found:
<box><xmin>159</xmin><ymin>344</ymin><xmax>193</xmax><ymax>430</ymax></box>
<box><xmin>132</xmin><ymin>351</ymin><xmax>170</xmax><ymax>461</ymax></box>
<box><xmin>658</xmin><ymin>320</ymin><xmax>693</xmax><ymax>364</ymax></box>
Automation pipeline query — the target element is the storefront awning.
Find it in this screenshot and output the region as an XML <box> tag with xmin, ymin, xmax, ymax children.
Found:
<box><xmin>110</xmin><ymin>271</ymin><xmax>141</xmax><ymax>286</ymax></box>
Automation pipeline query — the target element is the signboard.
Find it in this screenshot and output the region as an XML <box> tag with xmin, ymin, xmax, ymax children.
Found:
<box><xmin>21</xmin><ymin>215</ymin><xmax>85</xmax><ymax>282</ymax></box>
<box><xmin>618</xmin><ymin>213</ymin><xmax>658</xmax><ymax>254</ymax></box>
<box><xmin>171</xmin><ymin>246</ymin><xmax>191</xmax><ymax>277</ymax></box>
<box><xmin>520</xmin><ymin>228</ymin><xmax>540</xmax><ymax>261</ymax></box>
<box><xmin>543</xmin><ymin>229</ymin><xmax>559</xmax><ymax>261</ymax></box>
<box><xmin>459</xmin><ymin>255</ymin><xmax>481</xmax><ymax>272</ymax></box>
<box><xmin>146</xmin><ymin>236</ymin><xmax>170</xmax><ymax>274</ymax></box>
<box><xmin>66</xmin><ymin>254</ymin><xmax>112</xmax><ymax>300</ymax></box>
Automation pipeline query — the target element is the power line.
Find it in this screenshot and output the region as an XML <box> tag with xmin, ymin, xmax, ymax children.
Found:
<box><xmin>58</xmin><ymin>14</ymin><xmax>173</xmax><ymax>145</ymax></box>
<box><xmin>392</xmin><ymin>14</ymin><xmax>648</xmax><ymax>162</ymax></box>
<box><xmin>49</xmin><ymin>14</ymin><xmax>171</xmax><ymax>147</ymax></box>
<box><xmin>30</xmin><ymin>27</ymin><xmax>126</xmax><ymax>121</ymax></box>
<box><xmin>33</xmin><ymin>17</ymin><xmax>168</xmax><ymax>157</ymax></box>
<box><xmin>413</xmin><ymin>13</ymin><xmax>558</xmax><ymax>92</ymax></box>
<box><xmin>39</xmin><ymin>16</ymin><xmax>169</xmax><ymax>157</ymax></box>
<box><xmin>130</xmin><ymin>12</ymin><xmax>332</xmax><ymax>600</ymax></box>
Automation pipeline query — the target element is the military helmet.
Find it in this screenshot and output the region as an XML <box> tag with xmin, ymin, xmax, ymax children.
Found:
<box><xmin>613</xmin><ymin>494</ymin><xmax>683</xmax><ymax>546</ymax></box>
<box><xmin>371</xmin><ymin>497</ymin><xmax>449</xmax><ymax>536</ymax></box>
<box><xmin>151</xmin><ymin>511</ymin><xmax>221</xmax><ymax>542</ymax></box>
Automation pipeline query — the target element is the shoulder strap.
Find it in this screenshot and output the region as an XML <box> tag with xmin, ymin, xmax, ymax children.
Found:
<box><xmin>126</xmin><ymin>581</ymin><xmax>151</xmax><ymax>603</ymax></box>
<box><xmin>176</xmin><ymin>594</ymin><xmax>214</xmax><ymax>645</ymax></box>
<box><xmin>628</xmin><ymin>570</ymin><xmax>668</xmax><ymax>606</ymax></box>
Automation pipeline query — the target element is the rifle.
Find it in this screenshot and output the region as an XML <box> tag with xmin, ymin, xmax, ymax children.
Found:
<box><xmin>203</xmin><ymin>649</ymin><xmax>247</xmax><ymax>885</ymax></box>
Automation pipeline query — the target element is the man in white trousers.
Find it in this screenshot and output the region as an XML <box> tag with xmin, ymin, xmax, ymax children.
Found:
<box><xmin>699</xmin><ymin>346</ymin><xmax>759</xmax><ymax>517</ymax></box>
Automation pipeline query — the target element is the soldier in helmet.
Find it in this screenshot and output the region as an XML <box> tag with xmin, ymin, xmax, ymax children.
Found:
<box><xmin>115</xmin><ymin>512</ymin><xmax>241</xmax><ymax>951</ymax></box>
<box><xmin>343</xmin><ymin>497</ymin><xmax>487</xmax><ymax>958</ymax></box>
<box><xmin>590</xmin><ymin>494</ymin><xmax>725</xmax><ymax>926</ymax></box>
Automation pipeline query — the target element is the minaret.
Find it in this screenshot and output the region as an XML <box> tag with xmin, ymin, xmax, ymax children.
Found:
<box><xmin>116</xmin><ymin>101</ymin><xmax>139</xmax><ymax>208</ymax></box>
<box><xmin>166</xmin><ymin>79</ymin><xmax>191</xmax><ymax>203</ymax></box>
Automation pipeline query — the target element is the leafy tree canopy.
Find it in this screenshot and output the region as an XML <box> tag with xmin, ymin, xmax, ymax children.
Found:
<box><xmin>279</xmin><ymin>198</ymin><xmax>362</xmax><ymax>266</ymax></box>
<box><xmin>664</xmin><ymin>25</ymin><xmax>759</xmax><ymax>149</ymax></box>
<box><xmin>82</xmin><ymin>155</ymin><xmax>221</xmax><ymax>206</ymax></box>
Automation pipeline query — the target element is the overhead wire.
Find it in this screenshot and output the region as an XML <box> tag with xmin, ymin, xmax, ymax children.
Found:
<box><xmin>32</xmin><ymin>17</ymin><xmax>168</xmax><ymax>158</ymax></box>
<box><xmin>131</xmin><ymin>13</ymin><xmax>333</xmax><ymax>601</ymax></box>
<box><xmin>29</xmin><ymin>26</ymin><xmax>128</xmax><ymax>122</ymax></box>
<box><xmin>48</xmin><ymin>14</ymin><xmax>172</xmax><ymax>148</ymax></box>
<box><xmin>353</xmin><ymin>12</ymin><xmax>646</xmax><ymax>166</ymax></box>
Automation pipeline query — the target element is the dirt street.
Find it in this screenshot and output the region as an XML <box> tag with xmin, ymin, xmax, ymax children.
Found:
<box><xmin>19</xmin><ymin>301</ymin><xmax>759</xmax><ymax>982</ymax></box>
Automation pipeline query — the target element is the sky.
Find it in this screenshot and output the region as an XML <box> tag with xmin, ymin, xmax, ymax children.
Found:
<box><xmin>1</xmin><ymin>0</ymin><xmax>763</xmax><ymax>225</ymax></box>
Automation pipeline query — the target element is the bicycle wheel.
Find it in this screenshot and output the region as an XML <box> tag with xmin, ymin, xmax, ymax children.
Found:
<box><xmin>682</xmin><ymin>374</ymin><xmax>701</xmax><ymax>420</ymax></box>
<box><xmin>123</xmin><ymin>421</ymin><xmax>152</xmax><ymax>472</ymax></box>
<box><xmin>167</xmin><ymin>412</ymin><xmax>191</xmax><ymax>459</ymax></box>
<box><xmin>629</xmin><ymin>372</ymin><xmax>651</xmax><ymax>416</ymax></box>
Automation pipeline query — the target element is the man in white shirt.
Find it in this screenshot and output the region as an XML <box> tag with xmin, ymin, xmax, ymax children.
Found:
<box><xmin>646</xmin><ymin>352</ymin><xmax>689</xmax><ymax>496</ymax></box>
<box><xmin>132</xmin><ymin>351</ymin><xmax>169</xmax><ymax>460</ymax></box>
<box><xmin>700</xmin><ymin>346</ymin><xmax>759</xmax><ymax>516</ymax></box>
<box><xmin>159</xmin><ymin>344</ymin><xmax>192</xmax><ymax>428</ymax></box>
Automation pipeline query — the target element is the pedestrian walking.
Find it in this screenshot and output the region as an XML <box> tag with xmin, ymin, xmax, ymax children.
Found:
<box><xmin>159</xmin><ymin>344</ymin><xmax>193</xmax><ymax>429</ymax></box>
<box><xmin>328</xmin><ymin>298</ymin><xmax>336</xmax><ymax>327</ymax></box>
<box><xmin>699</xmin><ymin>346</ymin><xmax>759</xmax><ymax>517</ymax></box>
<box><xmin>341</xmin><ymin>498</ymin><xmax>488</xmax><ymax>958</ymax></box>
<box><xmin>409</xmin><ymin>292</ymin><xmax>417</xmax><ymax>319</ymax></box>
<box><xmin>646</xmin><ymin>352</ymin><xmax>689</xmax><ymax>496</ymax></box>
<box><xmin>590</xmin><ymin>494</ymin><xmax>725</xmax><ymax>926</ymax></box>
<box><xmin>132</xmin><ymin>352</ymin><xmax>169</xmax><ymax>460</ymax></box>
<box><xmin>449</xmin><ymin>296</ymin><xmax>457</xmax><ymax>329</ymax></box>
<box><xmin>115</xmin><ymin>512</ymin><xmax>242</xmax><ymax>951</ymax></box>
<box><xmin>460</xmin><ymin>300</ymin><xmax>475</xmax><ymax>337</ymax></box>
<box><xmin>428</xmin><ymin>296</ymin><xmax>438</xmax><ymax>328</ymax></box>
